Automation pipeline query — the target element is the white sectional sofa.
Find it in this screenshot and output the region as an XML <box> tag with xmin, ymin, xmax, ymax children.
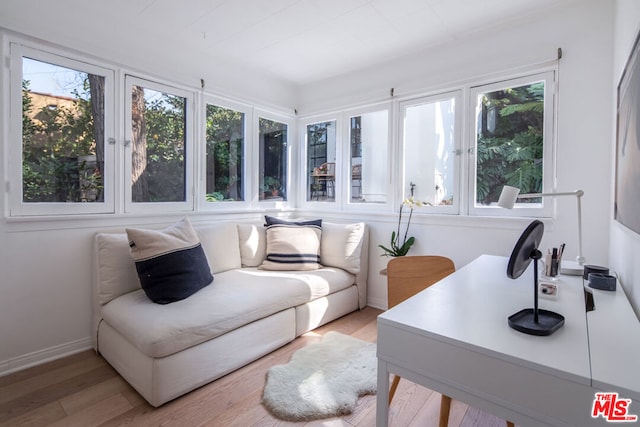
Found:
<box><xmin>92</xmin><ymin>218</ymin><xmax>368</xmax><ymax>407</ymax></box>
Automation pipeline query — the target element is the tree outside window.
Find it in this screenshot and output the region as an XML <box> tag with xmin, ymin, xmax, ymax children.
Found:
<box><xmin>205</xmin><ymin>104</ymin><xmax>244</xmax><ymax>202</ymax></box>
<box><xmin>21</xmin><ymin>58</ymin><xmax>105</xmax><ymax>203</ymax></box>
<box><xmin>130</xmin><ymin>85</ymin><xmax>186</xmax><ymax>203</ymax></box>
<box><xmin>474</xmin><ymin>80</ymin><xmax>546</xmax><ymax>206</ymax></box>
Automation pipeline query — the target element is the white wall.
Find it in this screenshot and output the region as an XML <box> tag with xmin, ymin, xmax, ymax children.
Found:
<box><xmin>0</xmin><ymin>0</ymin><xmax>622</xmax><ymax>374</ymax></box>
<box><xmin>299</xmin><ymin>0</ymin><xmax>615</xmax><ymax>310</ymax></box>
<box><xmin>610</xmin><ymin>0</ymin><xmax>640</xmax><ymax>316</ymax></box>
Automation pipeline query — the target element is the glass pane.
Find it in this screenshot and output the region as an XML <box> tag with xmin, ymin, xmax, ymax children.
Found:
<box><xmin>307</xmin><ymin>121</ymin><xmax>336</xmax><ymax>202</ymax></box>
<box><xmin>130</xmin><ymin>85</ymin><xmax>186</xmax><ymax>203</ymax></box>
<box><xmin>475</xmin><ymin>81</ymin><xmax>545</xmax><ymax>206</ymax></box>
<box><xmin>22</xmin><ymin>57</ymin><xmax>105</xmax><ymax>203</ymax></box>
<box><xmin>403</xmin><ymin>97</ymin><xmax>456</xmax><ymax>206</ymax></box>
<box><xmin>350</xmin><ymin>110</ymin><xmax>388</xmax><ymax>203</ymax></box>
<box><xmin>259</xmin><ymin>118</ymin><xmax>287</xmax><ymax>201</ymax></box>
<box><xmin>205</xmin><ymin>104</ymin><xmax>244</xmax><ymax>202</ymax></box>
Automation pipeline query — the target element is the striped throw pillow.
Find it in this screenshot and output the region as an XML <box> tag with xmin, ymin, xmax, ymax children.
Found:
<box><xmin>126</xmin><ymin>217</ymin><xmax>213</xmax><ymax>304</ymax></box>
<box><xmin>260</xmin><ymin>224</ymin><xmax>322</xmax><ymax>271</ymax></box>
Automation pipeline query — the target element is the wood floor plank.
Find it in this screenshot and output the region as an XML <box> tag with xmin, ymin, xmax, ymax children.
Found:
<box><xmin>407</xmin><ymin>389</ymin><xmax>447</xmax><ymax>427</ymax></box>
<box><xmin>0</xmin><ymin>401</ymin><xmax>66</xmax><ymax>427</ymax></box>
<box><xmin>0</xmin><ymin>365</ymin><xmax>117</xmax><ymax>423</ymax></box>
<box><xmin>48</xmin><ymin>394</ymin><xmax>132</xmax><ymax>427</ymax></box>
<box><xmin>388</xmin><ymin>377</ymin><xmax>434</xmax><ymax>425</ymax></box>
<box><xmin>449</xmin><ymin>397</ymin><xmax>472</xmax><ymax>426</ymax></box>
<box><xmin>58</xmin><ymin>376</ymin><xmax>132</xmax><ymax>415</ymax></box>
<box><xmin>461</xmin><ymin>406</ymin><xmax>512</xmax><ymax>427</ymax></box>
<box><xmin>0</xmin><ymin>351</ymin><xmax>95</xmax><ymax>388</ymax></box>
<box><xmin>199</xmin><ymin>388</ymin><xmax>269</xmax><ymax>427</ymax></box>
<box><xmin>0</xmin><ymin>354</ymin><xmax>108</xmax><ymax>404</ymax></box>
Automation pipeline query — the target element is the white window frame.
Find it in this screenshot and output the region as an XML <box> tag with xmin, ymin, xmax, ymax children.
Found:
<box><xmin>398</xmin><ymin>90</ymin><xmax>463</xmax><ymax>215</ymax></box>
<box><xmin>254</xmin><ymin>109</ymin><xmax>295</xmax><ymax>209</ymax></box>
<box><xmin>123</xmin><ymin>75</ymin><xmax>195</xmax><ymax>213</ymax></box>
<box><xmin>467</xmin><ymin>70</ymin><xmax>557</xmax><ymax>218</ymax></box>
<box><xmin>9</xmin><ymin>43</ymin><xmax>115</xmax><ymax>216</ymax></box>
<box><xmin>298</xmin><ymin>114</ymin><xmax>342</xmax><ymax>210</ymax></box>
<box><xmin>342</xmin><ymin>102</ymin><xmax>392</xmax><ymax>212</ymax></box>
<box><xmin>198</xmin><ymin>95</ymin><xmax>252</xmax><ymax>211</ymax></box>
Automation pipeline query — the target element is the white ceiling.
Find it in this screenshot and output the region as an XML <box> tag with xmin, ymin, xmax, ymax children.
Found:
<box><xmin>1</xmin><ymin>0</ymin><xmax>575</xmax><ymax>86</ymax></box>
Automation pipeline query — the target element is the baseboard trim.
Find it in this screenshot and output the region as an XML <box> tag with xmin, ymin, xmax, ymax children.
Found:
<box><xmin>0</xmin><ymin>337</ymin><xmax>92</xmax><ymax>377</ymax></box>
<box><xmin>367</xmin><ymin>296</ymin><xmax>387</xmax><ymax>310</ymax></box>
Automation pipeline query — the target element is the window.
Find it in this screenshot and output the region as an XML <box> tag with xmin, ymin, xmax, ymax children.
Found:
<box><xmin>401</xmin><ymin>92</ymin><xmax>461</xmax><ymax>212</ymax></box>
<box><xmin>306</xmin><ymin>120</ymin><xmax>336</xmax><ymax>202</ymax></box>
<box><xmin>259</xmin><ymin>117</ymin><xmax>288</xmax><ymax>201</ymax></box>
<box><xmin>348</xmin><ymin>108</ymin><xmax>389</xmax><ymax>204</ymax></box>
<box><xmin>124</xmin><ymin>76</ymin><xmax>193</xmax><ymax>211</ymax></box>
<box><xmin>205</xmin><ymin>102</ymin><xmax>245</xmax><ymax>202</ymax></box>
<box><xmin>469</xmin><ymin>71</ymin><xmax>555</xmax><ymax>216</ymax></box>
<box><xmin>10</xmin><ymin>45</ymin><xmax>114</xmax><ymax>216</ymax></box>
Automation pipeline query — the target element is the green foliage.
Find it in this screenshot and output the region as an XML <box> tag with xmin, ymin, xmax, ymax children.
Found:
<box><xmin>22</xmin><ymin>78</ymin><xmax>103</xmax><ymax>202</ymax></box>
<box><xmin>205</xmin><ymin>192</ymin><xmax>225</xmax><ymax>202</ymax></box>
<box><xmin>22</xmin><ymin>74</ymin><xmax>192</xmax><ymax>203</ymax></box>
<box><xmin>139</xmin><ymin>92</ymin><xmax>186</xmax><ymax>202</ymax></box>
<box><xmin>379</xmin><ymin>231</ymin><xmax>415</xmax><ymax>257</ymax></box>
<box><xmin>206</xmin><ymin>105</ymin><xmax>244</xmax><ymax>201</ymax></box>
<box><xmin>475</xmin><ymin>82</ymin><xmax>545</xmax><ymax>204</ymax></box>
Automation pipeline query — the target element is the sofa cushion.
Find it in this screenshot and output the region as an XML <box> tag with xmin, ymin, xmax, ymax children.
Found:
<box><xmin>126</xmin><ymin>217</ymin><xmax>213</xmax><ymax>304</ymax></box>
<box><xmin>95</xmin><ymin>232</ymin><xmax>141</xmax><ymax>305</ymax></box>
<box><xmin>196</xmin><ymin>221</ymin><xmax>242</xmax><ymax>273</ymax></box>
<box><xmin>320</xmin><ymin>222</ymin><xmax>365</xmax><ymax>274</ymax></box>
<box><xmin>260</xmin><ymin>224</ymin><xmax>322</xmax><ymax>271</ymax></box>
<box><xmin>237</xmin><ymin>223</ymin><xmax>266</xmax><ymax>267</ymax></box>
<box><xmin>100</xmin><ymin>267</ymin><xmax>355</xmax><ymax>358</ymax></box>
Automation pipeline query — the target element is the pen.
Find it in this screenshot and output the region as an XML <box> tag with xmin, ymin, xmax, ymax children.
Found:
<box><xmin>551</xmin><ymin>247</ymin><xmax>558</xmax><ymax>276</ymax></box>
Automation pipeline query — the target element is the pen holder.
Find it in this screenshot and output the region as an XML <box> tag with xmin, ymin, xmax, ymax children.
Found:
<box><xmin>539</xmin><ymin>254</ymin><xmax>560</xmax><ymax>281</ymax></box>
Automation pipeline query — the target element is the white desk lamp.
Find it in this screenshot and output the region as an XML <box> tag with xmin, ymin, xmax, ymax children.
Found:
<box><xmin>497</xmin><ymin>185</ymin><xmax>585</xmax><ymax>276</ymax></box>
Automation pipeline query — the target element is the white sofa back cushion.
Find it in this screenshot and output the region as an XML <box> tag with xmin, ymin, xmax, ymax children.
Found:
<box><xmin>95</xmin><ymin>233</ymin><xmax>141</xmax><ymax>305</ymax></box>
<box><xmin>320</xmin><ymin>222</ymin><xmax>365</xmax><ymax>274</ymax></box>
<box><xmin>195</xmin><ymin>222</ymin><xmax>241</xmax><ymax>274</ymax></box>
<box><xmin>237</xmin><ymin>223</ymin><xmax>266</xmax><ymax>267</ymax></box>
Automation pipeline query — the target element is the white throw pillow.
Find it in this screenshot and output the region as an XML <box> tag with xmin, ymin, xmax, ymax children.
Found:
<box><xmin>320</xmin><ymin>222</ymin><xmax>365</xmax><ymax>274</ymax></box>
<box><xmin>237</xmin><ymin>223</ymin><xmax>266</xmax><ymax>267</ymax></box>
<box><xmin>195</xmin><ymin>221</ymin><xmax>242</xmax><ymax>273</ymax></box>
<box><xmin>95</xmin><ymin>232</ymin><xmax>141</xmax><ymax>305</ymax></box>
<box><xmin>260</xmin><ymin>224</ymin><xmax>322</xmax><ymax>271</ymax></box>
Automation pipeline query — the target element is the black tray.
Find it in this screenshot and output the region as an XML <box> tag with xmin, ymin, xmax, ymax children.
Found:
<box><xmin>508</xmin><ymin>308</ymin><xmax>565</xmax><ymax>336</ymax></box>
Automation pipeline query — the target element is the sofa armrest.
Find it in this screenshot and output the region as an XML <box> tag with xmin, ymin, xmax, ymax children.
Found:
<box><xmin>355</xmin><ymin>225</ymin><xmax>369</xmax><ymax>309</ymax></box>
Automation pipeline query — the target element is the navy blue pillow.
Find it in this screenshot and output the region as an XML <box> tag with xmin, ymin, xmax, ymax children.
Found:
<box><xmin>126</xmin><ymin>218</ymin><xmax>213</xmax><ymax>304</ymax></box>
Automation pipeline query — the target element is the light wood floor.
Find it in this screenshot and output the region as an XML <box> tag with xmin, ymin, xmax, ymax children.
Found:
<box><xmin>0</xmin><ymin>307</ymin><xmax>515</xmax><ymax>427</ymax></box>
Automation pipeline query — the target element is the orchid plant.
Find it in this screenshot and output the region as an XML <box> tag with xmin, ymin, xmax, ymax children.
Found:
<box><xmin>379</xmin><ymin>183</ymin><xmax>431</xmax><ymax>257</ymax></box>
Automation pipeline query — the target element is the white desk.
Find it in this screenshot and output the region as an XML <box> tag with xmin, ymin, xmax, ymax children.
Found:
<box><xmin>376</xmin><ymin>254</ymin><xmax>640</xmax><ymax>427</ymax></box>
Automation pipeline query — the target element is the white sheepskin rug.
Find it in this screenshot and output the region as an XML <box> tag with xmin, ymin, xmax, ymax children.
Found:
<box><xmin>262</xmin><ymin>331</ymin><xmax>377</xmax><ymax>421</ymax></box>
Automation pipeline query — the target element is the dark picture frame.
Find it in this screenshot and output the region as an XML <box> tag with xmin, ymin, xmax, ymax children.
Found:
<box><xmin>615</xmin><ymin>29</ymin><xmax>640</xmax><ymax>236</ymax></box>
